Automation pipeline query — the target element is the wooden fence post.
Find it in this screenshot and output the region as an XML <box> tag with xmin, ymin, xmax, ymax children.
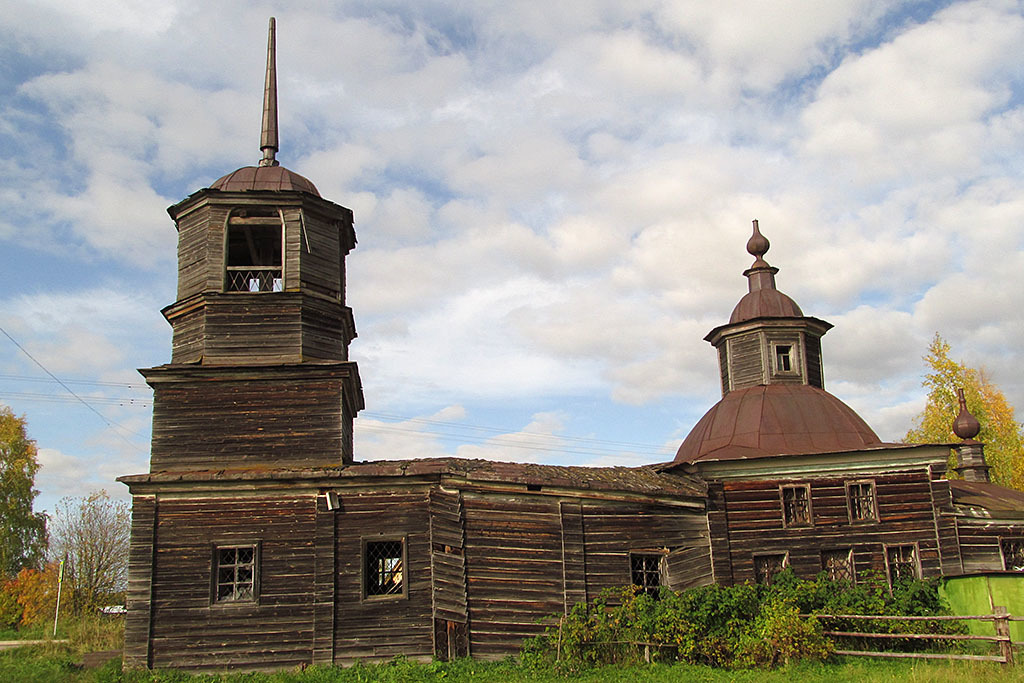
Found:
<box><xmin>993</xmin><ymin>606</ymin><xmax>1013</xmax><ymax>666</ymax></box>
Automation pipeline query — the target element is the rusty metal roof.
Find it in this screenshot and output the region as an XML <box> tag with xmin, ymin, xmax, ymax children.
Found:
<box><xmin>674</xmin><ymin>384</ymin><xmax>885</xmax><ymax>464</ymax></box>
<box><xmin>209</xmin><ymin>165</ymin><xmax>320</xmax><ymax>196</ymax></box>
<box><xmin>950</xmin><ymin>480</ymin><xmax>1024</xmax><ymax>513</ymax></box>
<box><xmin>118</xmin><ymin>457</ymin><xmax>706</xmax><ymax>499</ymax></box>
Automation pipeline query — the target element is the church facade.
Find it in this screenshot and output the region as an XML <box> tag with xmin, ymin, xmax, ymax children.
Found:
<box><xmin>119</xmin><ymin>20</ymin><xmax>1024</xmax><ymax>672</ymax></box>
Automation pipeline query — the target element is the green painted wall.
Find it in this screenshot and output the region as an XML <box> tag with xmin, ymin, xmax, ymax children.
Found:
<box><xmin>940</xmin><ymin>574</ymin><xmax>1024</xmax><ymax>639</ymax></box>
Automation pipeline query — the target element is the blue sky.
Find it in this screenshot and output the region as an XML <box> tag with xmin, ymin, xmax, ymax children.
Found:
<box><xmin>1</xmin><ymin>0</ymin><xmax>1023</xmax><ymax>514</ymax></box>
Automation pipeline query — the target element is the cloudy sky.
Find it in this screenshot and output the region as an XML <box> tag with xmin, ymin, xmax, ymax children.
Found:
<box><xmin>1</xmin><ymin>0</ymin><xmax>1023</xmax><ymax>513</ymax></box>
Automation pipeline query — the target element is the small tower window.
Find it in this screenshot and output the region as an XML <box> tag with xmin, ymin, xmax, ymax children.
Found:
<box><xmin>775</xmin><ymin>344</ymin><xmax>793</xmax><ymax>373</ymax></box>
<box><xmin>225</xmin><ymin>210</ymin><xmax>283</xmax><ymax>292</ymax></box>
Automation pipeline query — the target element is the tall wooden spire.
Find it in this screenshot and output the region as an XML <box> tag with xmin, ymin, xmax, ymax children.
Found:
<box><xmin>259</xmin><ymin>17</ymin><xmax>279</xmax><ymax>167</ymax></box>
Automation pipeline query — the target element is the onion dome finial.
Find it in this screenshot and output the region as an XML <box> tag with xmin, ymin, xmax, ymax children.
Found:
<box><xmin>746</xmin><ymin>219</ymin><xmax>770</xmax><ymax>267</ymax></box>
<box><xmin>952</xmin><ymin>388</ymin><xmax>981</xmax><ymax>443</ymax></box>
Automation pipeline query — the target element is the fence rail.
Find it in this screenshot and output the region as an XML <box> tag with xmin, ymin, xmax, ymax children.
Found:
<box><xmin>802</xmin><ymin>606</ymin><xmax>1015</xmax><ymax>665</ymax></box>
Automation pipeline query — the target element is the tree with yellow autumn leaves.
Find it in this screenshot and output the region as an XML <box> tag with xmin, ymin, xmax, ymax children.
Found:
<box><xmin>905</xmin><ymin>334</ymin><xmax>1024</xmax><ymax>491</ymax></box>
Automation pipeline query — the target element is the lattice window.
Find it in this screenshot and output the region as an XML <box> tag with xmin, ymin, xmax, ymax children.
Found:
<box><xmin>886</xmin><ymin>545</ymin><xmax>919</xmax><ymax>585</ymax></box>
<box><xmin>846</xmin><ymin>481</ymin><xmax>877</xmax><ymax>522</ymax></box>
<box><xmin>754</xmin><ymin>553</ymin><xmax>788</xmax><ymax>585</ymax></box>
<box><xmin>1002</xmin><ymin>539</ymin><xmax>1024</xmax><ymax>571</ymax></box>
<box><xmin>365</xmin><ymin>539</ymin><xmax>405</xmax><ymax>597</ymax></box>
<box><xmin>214</xmin><ymin>545</ymin><xmax>257</xmax><ymax>603</ymax></box>
<box><xmin>821</xmin><ymin>548</ymin><xmax>855</xmax><ymax>582</ymax></box>
<box><xmin>630</xmin><ymin>554</ymin><xmax>662</xmax><ymax>597</ymax></box>
<box><xmin>781</xmin><ymin>485</ymin><xmax>811</xmax><ymax>527</ymax></box>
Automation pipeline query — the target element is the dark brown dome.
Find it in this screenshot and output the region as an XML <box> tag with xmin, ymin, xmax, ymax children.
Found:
<box><xmin>675</xmin><ymin>384</ymin><xmax>883</xmax><ymax>464</ymax></box>
<box><xmin>210</xmin><ymin>165</ymin><xmax>320</xmax><ymax>196</ymax></box>
<box><xmin>729</xmin><ymin>288</ymin><xmax>803</xmax><ymax>323</ymax></box>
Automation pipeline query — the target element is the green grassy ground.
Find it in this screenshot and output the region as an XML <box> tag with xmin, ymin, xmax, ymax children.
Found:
<box><xmin>2</xmin><ymin>647</ymin><xmax>1023</xmax><ymax>683</ymax></box>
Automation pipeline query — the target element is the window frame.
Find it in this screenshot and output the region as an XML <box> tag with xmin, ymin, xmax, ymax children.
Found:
<box><xmin>779</xmin><ymin>484</ymin><xmax>813</xmax><ymax>528</ymax></box>
<box><xmin>210</xmin><ymin>543</ymin><xmax>260</xmax><ymax>606</ymax></box>
<box><xmin>1000</xmin><ymin>537</ymin><xmax>1024</xmax><ymax>572</ymax></box>
<box><xmin>845</xmin><ymin>480</ymin><xmax>879</xmax><ymax>524</ymax></box>
<box><xmin>753</xmin><ymin>551</ymin><xmax>789</xmax><ymax>586</ymax></box>
<box><xmin>362</xmin><ymin>536</ymin><xmax>409</xmax><ymax>602</ymax></box>
<box><xmin>770</xmin><ymin>341</ymin><xmax>799</xmax><ymax>376</ymax></box>
<box><xmin>223</xmin><ymin>210</ymin><xmax>285</xmax><ymax>293</ymax></box>
<box><xmin>629</xmin><ymin>551</ymin><xmax>665</xmax><ymax>597</ymax></box>
<box><xmin>883</xmin><ymin>543</ymin><xmax>920</xmax><ymax>587</ymax></box>
<box><xmin>820</xmin><ymin>547</ymin><xmax>856</xmax><ymax>583</ymax></box>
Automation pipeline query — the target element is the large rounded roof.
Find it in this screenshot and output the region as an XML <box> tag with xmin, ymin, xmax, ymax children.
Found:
<box><xmin>674</xmin><ymin>384</ymin><xmax>884</xmax><ymax>464</ymax></box>
<box><xmin>730</xmin><ymin>288</ymin><xmax>803</xmax><ymax>323</ymax></box>
<box><xmin>210</xmin><ymin>165</ymin><xmax>320</xmax><ymax>196</ymax></box>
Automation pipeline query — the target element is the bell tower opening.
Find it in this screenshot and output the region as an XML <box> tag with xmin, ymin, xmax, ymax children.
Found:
<box><xmin>225</xmin><ymin>208</ymin><xmax>284</xmax><ymax>292</ymax></box>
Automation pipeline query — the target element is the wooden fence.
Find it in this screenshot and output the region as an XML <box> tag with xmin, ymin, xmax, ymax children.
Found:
<box><xmin>804</xmin><ymin>606</ymin><xmax>1020</xmax><ymax>665</ymax></box>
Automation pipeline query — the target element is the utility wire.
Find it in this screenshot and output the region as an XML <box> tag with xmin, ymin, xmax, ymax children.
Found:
<box><xmin>0</xmin><ymin>326</ymin><xmax>149</xmax><ymax>447</ymax></box>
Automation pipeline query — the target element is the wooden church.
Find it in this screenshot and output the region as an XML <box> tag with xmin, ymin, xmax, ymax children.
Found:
<box><xmin>119</xmin><ymin>19</ymin><xmax>1024</xmax><ymax>672</ymax></box>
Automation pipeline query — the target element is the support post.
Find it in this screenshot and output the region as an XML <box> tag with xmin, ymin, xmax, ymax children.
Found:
<box><xmin>994</xmin><ymin>606</ymin><xmax>1013</xmax><ymax>666</ymax></box>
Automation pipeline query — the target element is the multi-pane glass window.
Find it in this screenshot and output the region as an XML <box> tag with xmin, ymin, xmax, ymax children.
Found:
<box><xmin>821</xmin><ymin>548</ymin><xmax>855</xmax><ymax>582</ymax></box>
<box><xmin>630</xmin><ymin>554</ymin><xmax>662</xmax><ymax>597</ymax></box>
<box><xmin>846</xmin><ymin>481</ymin><xmax>877</xmax><ymax>522</ymax></box>
<box><xmin>215</xmin><ymin>545</ymin><xmax>257</xmax><ymax>603</ymax></box>
<box><xmin>365</xmin><ymin>540</ymin><xmax>405</xmax><ymax>597</ymax></box>
<box><xmin>886</xmin><ymin>545</ymin><xmax>918</xmax><ymax>585</ymax></box>
<box><xmin>781</xmin><ymin>485</ymin><xmax>811</xmax><ymax>527</ymax></box>
<box><xmin>754</xmin><ymin>553</ymin><xmax>788</xmax><ymax>585</ymax></box>
<box><xmin>1002</xmin><ymin>539</ymin><xmax>1024</xmax><ymax>571</ymax></box>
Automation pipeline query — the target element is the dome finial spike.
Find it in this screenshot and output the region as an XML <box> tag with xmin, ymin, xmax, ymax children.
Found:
<box><xmin>746</xmin><ymin>219</ymin><xmax>770</xmax><ymax>264</ymax></box>
<box><xmin>952</xmin><ymin>387</ymin><xmax>981</xmax><ymax>442</ymax></box>
<box><xmin>259</xmin><ymin>17</ymin><xmax>280</xmax><ymax>168</ymax></box>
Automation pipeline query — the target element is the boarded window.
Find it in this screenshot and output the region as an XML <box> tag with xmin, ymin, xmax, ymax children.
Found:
<box><xmin>213</xmin><ymin>545</ymin><xmax>258</xmax><ymax>603</ymax></box>
<box><xmin>630</xmin><ymin>554</ymin><xmax>662</xmax><ymax>597</ymax></box>
<box><xmin>365</xmin><ymin>539</ymin><xmax>405</xmax><ymax>597</ymax></box>
<box><xmin>1002</xmin><ymin>539</ymin><xmax>1024</xmax><ymax>571</ymax></box>
<box><xmin>821</xmin><ymin>548</ymin><xmax>855</xmax><ymax>582</ymax></box>
<box><xmin>885</xmin><ymin>545</ymin><xmax>919</xmax><ymax>585</ymax></box>
<box><xmin>781</xmin><ymin>485</ymin><xmax>811</xmax><ymax>527</ymax></box>
<box><xmin>846</xmin><ymin>481</ymin><xmax>877</xmax><ymax>523</ymax></box>
<box><xmin>225</xmin><ymin>212</ymin><xmax>283</xmax><ymax>292</ymax></box>
<box><xmin>754</xmin><ymin>553</ymin><xmax>788</xmax><ymax>585</ymax></box>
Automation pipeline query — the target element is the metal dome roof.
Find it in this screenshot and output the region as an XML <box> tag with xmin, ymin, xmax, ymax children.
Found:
<box><xmin>209</xmin><ymin>165</ymin><xmax>320</xmax><ymax>196</ymax></box>
<box><xmin>674</xmin><ymin>384</ymin><xmax>884</xmax><ymax>464</ymax></box>
<box><xmin>729</xmin><ymin>288</ymin><xmax>803</xmax><ymax>323</ymax></box>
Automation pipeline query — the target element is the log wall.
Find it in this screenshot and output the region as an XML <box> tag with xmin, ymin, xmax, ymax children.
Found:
<box><xmin>957</xmin><ymin>521</ymin><xmax>1024</xmax><ymax>573</ymax></box>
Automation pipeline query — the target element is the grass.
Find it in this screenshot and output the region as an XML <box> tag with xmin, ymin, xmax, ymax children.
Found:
<box><xmin>2</xmin><ymin>649</ymin><xmax>1024</xmax><ymax>683</ymax></box>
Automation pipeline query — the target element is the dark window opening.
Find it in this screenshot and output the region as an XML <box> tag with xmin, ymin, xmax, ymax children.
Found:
<box><xmin>754</xmin><ymin>553</ymin><xmax>788</xmax><ymax>585</ymax></box>
<box><xmin>214</xmin><ymin>545</ymin><xmax>257</xmax><ymax>603</ymax></box>
<box><xmin>886</xmin><ymin>545</ymin><xmax>918</xmax><ymax>585</ymax></box>
<box><xmin>1002</xmin><ymin>539</ymin><xmax>1024</xmax><ymax>571</ymax></box>
<box><xmin>847</xmin><ymin>481</ymin><xmax>877</xmax><ymax>522</ymax></box>
<box><xmin>775</xmin><ymin>344</ymin><xmax>793</xmax><ymax>372</ymax></box>
<box><xmin>225</xmin><ymin>214</ymin><xmax>283</xmax><ymax>292</ymax></box>
<box><xmin>630</xmin><ymin>554</ymin><xmax>662</xmax><ymax>597</ymax></box>
<box><xmin>365</xmin><ymin>540</ymin><xmax>405</xmax><ymax>597</ymax></box>
<box><xmin>781</xmin><ymin>485</ymin><xmax>811</xmax><ymax>527</ymax></box>
<box><xmin>821</xmin><ymin>548</ymin><xmax>855</xmax><ymax>582</ymax></box>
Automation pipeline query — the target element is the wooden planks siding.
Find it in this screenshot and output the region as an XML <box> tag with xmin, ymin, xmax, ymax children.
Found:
<box><xmin>717</xmin><ymin>470</ymin><xmax>948</xmax><ymax>584</ymax></box>
<box><xmin>312</xmin><ymin>494</ymin><xmax>336</xmax><ymax>665</ymax></box>
<box><xmin>124</xmin><ymin>495</ymin><xmax>156</xmax><ymax>670</ymax></box>
<box><xmin>957</xmin><ymin>522</ymin><xmax>1024</xmax><ymax>573</ymax></box>
<box><xmin>429</xmin><ymin>488</ymin><xmax>468</xmax><ymax>624</ymax></box>
<box><xmin>727</xmin><ymin>332</ymin><xmax>763</xmax><ymax>390</ymax></box>
<box><xmin>804</xmin><ymin>335</ymin><xmax>823</xmax><ymax>388</ymax></box>
<box><xmin>148</xmin><ymin>374</ymin><xmax>349</xmax><ymax>471</ymax></box>
<box><xmin>148</xmin><ymin>495</ymin><xmax>318</xmax><ymax>671</ymax></box>
<box><xmin>333</xmin><ymin>489</ymin><xmax>433</xmax><ymax>664</ymax></box>
<box><xmin>559</xmin><ymin>501</ymin><xmax>587</xmax><ymax>611</ymax></box>
<box><xmin>665</xmin><ymin>544</ymin><xmax>714</xmax><ymax>590</ymax></box>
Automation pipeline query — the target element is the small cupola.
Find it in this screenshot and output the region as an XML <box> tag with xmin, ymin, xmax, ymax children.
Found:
<box><xmin>705</xmin><ymin>220</ymin><xmax>832</xmax><ymax>396</ymax></box>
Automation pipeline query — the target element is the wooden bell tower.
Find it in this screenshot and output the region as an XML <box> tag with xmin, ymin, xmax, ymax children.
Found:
<box><xmin>142</xmin><ymin>18</ymin><xmax>363</xmax><ymax>471</ymax></box>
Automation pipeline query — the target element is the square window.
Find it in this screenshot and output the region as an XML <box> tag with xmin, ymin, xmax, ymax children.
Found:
<box><xmin>1001</xmin><ymin>539</ymin><xmax>1024</xmax><ymax>571</ymax></box>
<box><xmin>821</xmin><ymin>548</ymin><xmax>855</xmax><ymax>582</ymax></box>
<box><xmin>630</xmin><ymin>553</ymin><xmax>663</xmax><ymax>597</ymax></box>
<box><xmin>754</xmin><ymin>553</ymin><xmax>788</xmax><ymax>585</ymax></box>
<box><xmin>213</xmin><ymin>545</ymin><xmax>258</xmax><ymax>603</ymax></box>
<box><xmin>885</xmin><ymin>544</ymin><xmax>919</xmax><ymax>585</ymax></box>
<box><xmin>365</xmin><ymin>539</ymin><xmax>406</xmax><ymax>598</ymax></box>
<box><xmin>846</xmin><ymin>481</ymin><xmax>877</xmax><ymax>523</ymax></box>
<box><xmin>781</xmin><ymin>485</ymin><xmax>812</xmax><ymax>527</ymax></box>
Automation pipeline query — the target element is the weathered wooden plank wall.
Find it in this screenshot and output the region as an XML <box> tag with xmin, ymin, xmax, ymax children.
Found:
<box><xmin>124</xmin><ymin>495</ymin><xmax>156</xmax><ymax>670</ymax></box>
<box><xmin>333</xmin><ymin>489</ymin><xmax>433</xmax><ymax>664</ymax></box>
<box><xmin>148</xmin><ymin>495</ymin><xmax>317</xmax><ymax>671</ymax></box>
<box><xmin>559</xmin><ymin>501</ymin><xmax>587</xmax><ymax>611</ymax></box>
<box><xmin>957</xmin><ymin>522</ymin><xmax>1023</xmax><ymax>573</ymax></box>
<box><xmin>717</xmin><ymin>469</ymin><xmax>947</xmax><ymax>583</ymax></box>
<box><xmin>312</xmin><ymin>494</ymin><xmax>336</xmax><ymax>665</ymax></box>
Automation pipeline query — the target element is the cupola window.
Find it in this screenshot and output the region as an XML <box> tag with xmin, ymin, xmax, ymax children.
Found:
<box><xmin>775</xmin><ymin>344</ymin><xmax>793</xmax><ymax>373</ymax></box>
<box><xmin>225</xmin><ymin>209</ymin><xmax>283</xmax><ymax>292</ymax></box>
